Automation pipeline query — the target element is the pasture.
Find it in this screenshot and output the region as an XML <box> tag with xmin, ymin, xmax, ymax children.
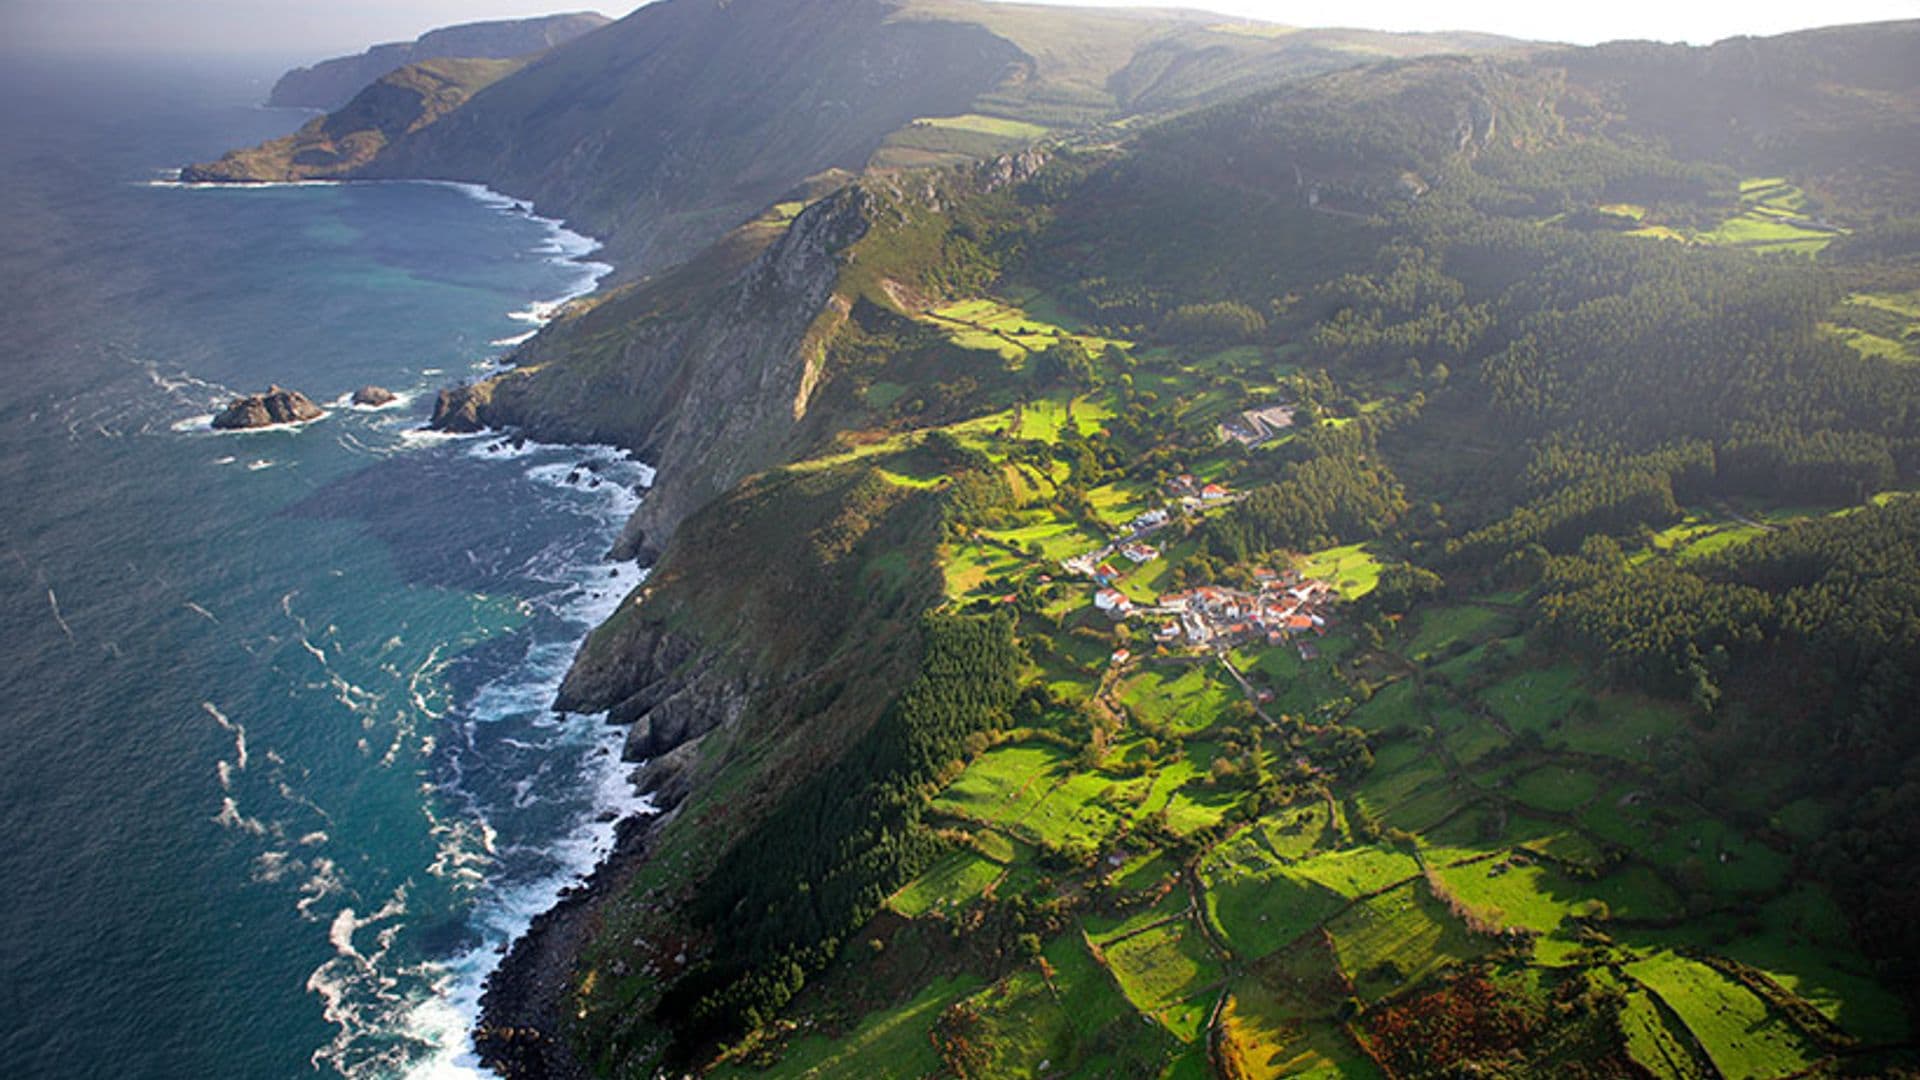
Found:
<box><xmin>1102</xmin><ymin>920</ymin><xmax>1225</xmax><ymax>1033</ymax></box>
<box><xmin>1219</xmin><ymin>988</ymin><xmax>1383</xmax><ymax>1079</ymax></box>
<box><xmin>1117</xmin><ymin>664</ymin><xmax>1234</xmax><ymax>734</ymax></box>
<box><xmin>1327</xmin><ymin>882</ymin><xmax>1487</xmax><ymax>1000</ymax></box>
<box><xmin>727</xmin><ymin>972</ymin><xmax>985</xmax><ymax>1079</ymax></box>
<box><xmin>1203</xmin><ymin>864</ymin><xmax>1350</xmax><ymax>961</ymax></box>
<box><xmin>1626</xmin><ymin>952</ymin><xmax>1825</xmax><ymax>1078</ymax></box>
<box><xmin>1299</xmin><ymin>542</ymin><xmax>1384</xmax><ymax>599</ymax></box>
<box><xmin>886</xmin><ymin>850</ymin><xmax>1003</xmax><ymax>917</ymax></box>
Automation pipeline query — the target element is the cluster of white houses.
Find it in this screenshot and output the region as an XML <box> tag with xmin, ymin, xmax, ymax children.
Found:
<box><xmin>1095</xmin><ymin>568</ymin><xmax>1336</xmax><ymax>658</ymax></box>
<box><xmin>1055</xmin><ymin>475</ymin><xmax>1337</xmax><ymax>657</ymax></box>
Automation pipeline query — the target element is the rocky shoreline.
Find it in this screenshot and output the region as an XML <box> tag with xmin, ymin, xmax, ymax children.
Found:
<box><xmin>475</xmin><ymin>811</ymin><xmax>659</xmax><ymax>1080</ymax></box>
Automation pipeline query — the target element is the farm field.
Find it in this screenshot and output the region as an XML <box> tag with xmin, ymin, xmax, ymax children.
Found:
<box><xmin>1626</xmin><ymin>953</ymin><xmax>1827</xmax><ymax>1078</ymax></box>
<box><xmin>1328</xmin><ymin>882</ymin><xmax>1487</xmax><ymax>1000</ymax></box>
<box><xmin>1695</xmin><ymin>179</ymin><xmax>1840</xmax><ymax>255</ymax></box>
<box><xmin>886</xmin><ymin>850</ymin><xmax>1003</xmax><ymax>917</ymax></box>
<box><xmin>716</xmin><ymin>972</ymin><xmax>985</xmax><ymax>1079</ymax></box>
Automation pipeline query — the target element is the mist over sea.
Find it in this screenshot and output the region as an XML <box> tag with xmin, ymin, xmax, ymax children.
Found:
<box><xmin>0</xmin><ymin>55</ymin><xmax>650</xmax><ymax>1077</ymax></box>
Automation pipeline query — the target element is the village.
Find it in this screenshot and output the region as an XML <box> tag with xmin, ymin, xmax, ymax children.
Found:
<box><xmin>1058</xmin><ymin>473</ymin><xmax>1340</xmax><ymax>662</ymax></box>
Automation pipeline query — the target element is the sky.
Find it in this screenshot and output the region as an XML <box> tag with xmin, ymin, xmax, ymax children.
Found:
<box><xmin>3</xmin><ymin>0</ymin><xmax>1918</xmax><ymax>56</ymax></box>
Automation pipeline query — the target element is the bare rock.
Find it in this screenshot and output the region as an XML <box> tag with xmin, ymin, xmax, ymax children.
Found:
<box><xmin>211</xmin><ymin>385</ymin><xmax>324</xmax><ymax>430</ymax></box>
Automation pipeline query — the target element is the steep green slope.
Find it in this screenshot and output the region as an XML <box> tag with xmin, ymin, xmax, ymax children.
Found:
<box><xmin>455</xmin><ymin>18</ymin><xmax>1920</xmax><ymax>1077</ymax></box>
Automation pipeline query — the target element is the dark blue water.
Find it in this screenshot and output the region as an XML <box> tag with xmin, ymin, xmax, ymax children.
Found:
<box><xmin>0</xmin><ymin>56</ymin><xmax>651</xmax><ymax>1078</ymax></box>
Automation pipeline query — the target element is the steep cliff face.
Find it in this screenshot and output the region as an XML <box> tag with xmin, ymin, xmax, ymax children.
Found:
<box><xmin>364</xmin><ymin>0</ymin><xmax>1026</xmax><ymax>274</ymax></box>
<box><xmin>182</xmin><ymin>58</ymin><xmax>526</xmax><ymax>182</ymax></box>
<box><xmin>436</xmin><ymin>184</ymin><xmax>874</xmax><ymax>563</ymax></box>
<box><xmin>266</xmin><ymin>12</ymin><xmax>611</xmax><ymax>111</ymax></box>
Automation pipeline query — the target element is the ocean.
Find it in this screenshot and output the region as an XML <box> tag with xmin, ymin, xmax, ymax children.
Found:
<box><xmin>0</xmin><ymin>55</ymin><xmax>651</xmax><ymax>1077</ymax></box>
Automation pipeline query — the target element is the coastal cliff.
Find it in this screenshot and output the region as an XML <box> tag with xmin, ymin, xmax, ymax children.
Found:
<box><xmin>266</xmin><ymin>12</ymin><xmax>610</xmax><ymax>111</ymax></box>
<box><xmin>188</xmin><ymin>0</ymin><xmax>1514</xmax><ymax>277</ymax></box>
<box><xmin>181</xmin><ymin>57</ymin><xmax>525</xmax><ymax>183</ymax></box>
<box><xmin>433</xmin><ymin>181</ymin><xmax>873</xmax><ymax>562</ymax></box>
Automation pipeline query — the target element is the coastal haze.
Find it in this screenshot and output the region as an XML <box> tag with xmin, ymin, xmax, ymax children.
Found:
<box><xmin>8</xmin><ymin>0</ymin><xmax>1920</xmax><ymax>54</ymax></box>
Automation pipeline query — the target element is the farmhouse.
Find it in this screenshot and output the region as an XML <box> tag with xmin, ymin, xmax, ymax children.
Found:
<box><xmin>1094</xmin><ymin>587</ymin><xmax>1132</xmax><ymax>615</ymax></box>
<box><xmin>1120</xmin><ymin>542</ymin><xmax>1159</xmax><ymax>563</ymax></box>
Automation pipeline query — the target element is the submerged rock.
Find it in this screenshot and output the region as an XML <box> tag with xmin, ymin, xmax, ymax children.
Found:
<box><xmin>211</xmin><ymin>385</ymin><xmax>324</xmax><ymax>430</ymax></box>
<box><xmin>351</xmin><ymin>385</ymin><xmax>398</xmax><ymax>407</ymax></box>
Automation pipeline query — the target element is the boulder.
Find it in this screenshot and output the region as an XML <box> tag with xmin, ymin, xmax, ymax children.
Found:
<box><xmin>211</xmin><ymin>385</ymin><xmax>324</xmax><ymax>430</ymax></box>
<box><xmin>351</xmin><ymin>385</ymin><xmax>398</xmax><ymax>407</ymax></box>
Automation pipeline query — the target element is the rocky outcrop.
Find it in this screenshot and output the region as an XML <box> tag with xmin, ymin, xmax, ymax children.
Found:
<box><xmin>268</xmin><ymin>13</ymin><xmax>612</xmax><ymax>111</ymax></box>
<box><xmin>351</xmin><ymin>385</ymin><xmax>398</xmax><ymax>406</ymax></box>
<box><xmin>211</xmin><ymin>385</ymin><xmax>324</xmax><ymax>429</ymax></box>
<box><xmin>618</xmin><ymin>667</ymin><xmax>749</xmax><ymax>762</ymax></box>
<box><xmin>429</xmin><ymin>381</ymin><xmax>494</xmax><ymax>432</ymax></box>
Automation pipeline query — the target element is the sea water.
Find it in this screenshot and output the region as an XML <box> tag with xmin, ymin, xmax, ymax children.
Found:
<box><xmin>0</xmin><ymin>55</ymin><xmax>651</xmax><ymax>1077</ymax></box>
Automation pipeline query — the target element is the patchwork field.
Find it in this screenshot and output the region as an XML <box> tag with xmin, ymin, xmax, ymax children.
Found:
<box><xmin>728</xmin><ymin>284</ymin><xmax>1910</xmax><ymax>1079</ymax></box>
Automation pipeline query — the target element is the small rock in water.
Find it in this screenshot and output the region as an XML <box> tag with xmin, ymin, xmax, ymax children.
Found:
<box><xmin>350</xmin><ymin>385</ymin><xmax>397</xmax><ymax>407</ymax></box>
<box><xmin>211</xmin><ymin>385</ymin><xmax>323</xmax><ymax>430</ymax></box>
<box><xmin>566</xmin><ymin>470</ymin><xmax>583</xmax><ymax>484</ymax></box>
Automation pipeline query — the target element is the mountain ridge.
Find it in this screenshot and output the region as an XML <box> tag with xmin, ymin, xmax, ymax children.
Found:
<box><xmin>265</xmin><ymin>11</ymin><xmax>611</xmax><ymax>111</ymax></box>
<box><xmin>187</xmin><ymin>0</ymin><xmax>1520</xmax><ymax>277</ymax></box>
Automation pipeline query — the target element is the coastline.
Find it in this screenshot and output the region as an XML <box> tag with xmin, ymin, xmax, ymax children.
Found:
<box><xmin>405</xmin><ymin>182</ymin><xmax>660</xmax><ymax>1079</ymax></box>
<box><xmin>474</xmin><ymin>812</ymin><xmax>660</xmax><ymax>1079</ymax></box>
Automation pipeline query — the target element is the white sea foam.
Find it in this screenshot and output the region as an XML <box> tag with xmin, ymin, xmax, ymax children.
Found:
<box><xmin>147</xmin><ymin>178</ymin><xmax>345</xmax><ymax>189</ymax></box>
<box><xmin>253</xmin><ymin>850</ymin><xmax>298</xmax><ymax>884</ymax></box>
<box><xmin>204</xmin><ymin>701</ymin><xmax>249</xmax><ymax>769</ymax></box>
<box><xmin>431</xmin><ymin>179</ymin><xmax>613</xmax><ymax>332</ymax></box>
<box><xmin>488</xmin><ymin>330</ymin><xmax>538</xmax><ymax>348</ymax></box>
<box><xmin>214</xmin><ymin>796</ymin><xmax>270</xmax><ymax>836</ymax></box>
<box><xmin>378</xmin><ymin>442</ymin><xmax>654</xmax><ymax>1079</ymax></box>
<box><xmin>398</xmin><ymin>427</ymin><xmax>487</xmax><ymax>448</ymax></box>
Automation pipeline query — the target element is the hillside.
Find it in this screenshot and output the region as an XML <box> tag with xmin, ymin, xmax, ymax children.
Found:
<box><xmin>438</xmin><ymin>16</ymin><xmax>1920</xmax><ymax>1078</ymax></box>
<box><xmin>182</xmin><ymin>57</ymin><xmax>528</xmax><ymax>183</ymax></box>
<box><xmin>265</xmin><ymin>12</ymin><xmax>610</xmax><ymax>111</ymax></box>
<box><xmin>187</xmin><ymin>0</ymin><xmax>1514</xmax><ymax>275</ymax></box>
